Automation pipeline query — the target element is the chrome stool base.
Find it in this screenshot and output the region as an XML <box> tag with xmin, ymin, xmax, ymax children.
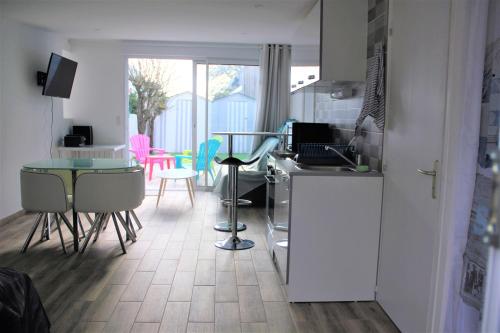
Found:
<box><xmin>215</xmin><ymin>236</ymin><xmax>255</xmax><ymax>251</ymax></box>
<box><xmin>221</xmin><ymin>198</ymin><xmax>252</xmax><ymax>207</ymax></box>
<box><xmin>214</xmin><ymin>222</ymin><xmax>246</xmax><ymax>232</ymax></box>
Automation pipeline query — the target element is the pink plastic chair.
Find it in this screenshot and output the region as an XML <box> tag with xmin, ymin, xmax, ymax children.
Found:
<box><xmin>129</xmin><ymin>134</ymin><xmax>165</xmax><ymax>164</ymax></box>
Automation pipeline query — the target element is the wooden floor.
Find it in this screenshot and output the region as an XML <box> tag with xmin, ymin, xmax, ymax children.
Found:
<box><xmin>0</xmin><ymin>184</ymin><xmax>400</xmax><ymax>333</ymax></box>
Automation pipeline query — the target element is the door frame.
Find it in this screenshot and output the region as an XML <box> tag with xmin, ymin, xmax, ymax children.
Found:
<box><xmin>382</xmin><ymin>0</ymin><xmax>488</xmax><ymax>331</ymax></box>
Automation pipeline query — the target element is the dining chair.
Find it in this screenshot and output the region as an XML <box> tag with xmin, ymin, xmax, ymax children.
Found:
<box><xmin>20</xmin><ymin>170</ymin><xmax>74</xmax><ymax>254</ymax></box>
<box><xmin>74</xmin><ymin>169</ymin><xmax>145</xmax><ymax>254</ymax></box>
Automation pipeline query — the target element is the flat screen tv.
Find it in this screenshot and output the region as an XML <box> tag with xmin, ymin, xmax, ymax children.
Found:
<box><xmin>42</xmin><ymin>53</ymin><xmax>78</xmax><ymax>98</ymax></box>
<box><xmin>291</xmin><ymin>122</ymin><xmax>332</xmax><ymax>153</ymax></box>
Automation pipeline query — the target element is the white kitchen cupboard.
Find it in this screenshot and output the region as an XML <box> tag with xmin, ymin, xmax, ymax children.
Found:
<box><xmin>267</xmin><ymin>156</ymin><xmax>383</xmax><ymax>302</ymax></box>
<box><xmin>290</xmin><ymin>0</ymin><xmax>368</xmax><ymax>91</ymax></box>
<box><xmin>287</xmin><ymin>174</ymin><xmax>383</xmax><ymax>302</ymax></box>
<box><xmin>320</xmin><ymin>0</ymin><xmax>368</xmax><ymax>82</ymax></box>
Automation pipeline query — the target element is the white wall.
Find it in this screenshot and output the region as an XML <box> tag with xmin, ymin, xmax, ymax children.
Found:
<box><xmin>64</xmin><ymin>40</ymin><xmax>127</xmax><ymax>146</ymax></box>
<box><xmin>0</xmin><ymin>19</ymin><xmax>72</xmax><ymax>218</ymax></box>
<box><xmin>65</xmin><ymin>40</ymin><xmax>261</xmax><ymax>151</ymax></box>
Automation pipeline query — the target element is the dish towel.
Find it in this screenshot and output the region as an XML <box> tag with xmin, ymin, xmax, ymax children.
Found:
<box><xmin>355</xmin><ymin>42</ymin><xmax>385</xmax><ymax>136</ymax></box>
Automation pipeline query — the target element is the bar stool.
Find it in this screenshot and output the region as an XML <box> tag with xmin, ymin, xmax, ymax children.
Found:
<box><xmin>214</xmin><ymin>155</ymin><xmax>258</xmax><ymax>250</ymax></box>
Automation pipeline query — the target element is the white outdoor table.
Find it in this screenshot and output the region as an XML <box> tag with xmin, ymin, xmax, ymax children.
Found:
<box><xmin>156</xmin><ymin>169</ymin><xmax>198</xmax><ymax>208</ymax></box>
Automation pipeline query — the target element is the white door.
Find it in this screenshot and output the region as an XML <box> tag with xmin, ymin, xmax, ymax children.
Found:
<box><xmin>377</xmin><ymin>0</ymin><xmax>451</xmax><ymax>332</ymax></box>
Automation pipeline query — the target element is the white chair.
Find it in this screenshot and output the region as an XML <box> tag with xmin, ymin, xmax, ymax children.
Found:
<box><xmin>20</xmin><ymin>170</ymin><xmax>73</xmax><ymax>254</ymax></box>
<box><xmin>74</xmin><ymin>169</ymin><xmax>145</xmax><ymax>254</ymax></box>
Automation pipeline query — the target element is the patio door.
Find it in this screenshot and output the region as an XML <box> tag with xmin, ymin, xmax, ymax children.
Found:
<box><xmin>127</xmin><ymin>58</ymin><xmax>259</xmax><ymax>190</ymax></box>
<box><xmin>193</xmin><ymin>62</ymin><xmax>260</xmax><ymax>187</ymax></box>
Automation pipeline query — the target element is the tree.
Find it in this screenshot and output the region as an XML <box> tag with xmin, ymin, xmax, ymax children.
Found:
<box><xmin>128</xmin><ymin>59</ymin><xmax>171</xmax><ymax>144</ymax></box>
<box><xmin>209</xmin><ymin>65</ymin><xmax>241</xmax><ymax>100</ymax></box>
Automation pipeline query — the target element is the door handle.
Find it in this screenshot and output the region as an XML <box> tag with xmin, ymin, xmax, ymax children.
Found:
<box><xmin>417</xmin><ymin>160</ymin><xmax>438</xmax><ymax>199</ymax></box>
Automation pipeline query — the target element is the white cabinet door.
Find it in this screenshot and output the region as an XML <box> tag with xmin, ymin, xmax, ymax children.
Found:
<box><xmin>321</xmin><ymin>0</ymin><xmax>367</xmax><ymax>81</ymax></box>
<box><xmin>377</xmin><ymin>1</ymin><xmax>451</xmax><ymax>332</ymax></box>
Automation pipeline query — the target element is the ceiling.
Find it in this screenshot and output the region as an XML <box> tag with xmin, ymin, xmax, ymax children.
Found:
<box><xmin>0</xmin><ymin>0</ymin><xmax>318</xmax><ymax>44</ymax></box>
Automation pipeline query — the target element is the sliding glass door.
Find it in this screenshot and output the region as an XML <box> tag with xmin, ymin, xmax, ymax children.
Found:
<box><xmin>194</xmin><ymin>62</ymin><xmax>260</xmax><ymax>187</ymax></box>
<box><xmin>128</xmin><ymin>58</ymin><xmax>259</xmax><ymax>190</ymax></box>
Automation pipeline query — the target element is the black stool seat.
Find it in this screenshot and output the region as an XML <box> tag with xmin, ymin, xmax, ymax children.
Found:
<box><xmin>214</xmin><ymin>156</ymin><xmax>259</xmax><ymax>166</ymax></box>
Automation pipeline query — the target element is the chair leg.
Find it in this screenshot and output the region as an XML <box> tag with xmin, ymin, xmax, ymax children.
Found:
<box><xmin>121</xmin><ymin>211</ymin><xmax>137</xmax><ymax>239</ymax></box>
<box><xmin>127</xmin><ymin>211</ymin><xmax>136</xmax><ymax>236</ymax></box>
<box><xmin>93</xmin><ymin>214</ymin><xmax>104</xmax><ymax>243</ymax></box>
<box><xmin>21</xmin><ymin>213</ymin><xmax>44</xmax><ymax>253</ymax></box>
<box><xmin>79</xmin><ymin>214</ymin><xmax>101</xmax><ymax>254</ymax></box>
<box><xmin>84</xmin><ymin>213</ymin><xmax>94</xmax><ymax>226</ymax></box>
<box><xmin>112</xmin><ymin>213</ymin><xmax>127</xmax><ymax>254</ymax></box>
<box><xmin>148</xmin><ymin>158</ymin><xmax>154</xmax><ymax>181</ymax></box>
<box><xmin>130</xmin><ymin>210</ymin><xmax>143</xmax><ymax>229</ymax></box>
<box><xmin>102</xmin><ymin>214</ymin><xmax>111</xmax><ymax>231</ymax></box>
<box><xmin>78</xmin><ymin>215</ymin><xmax>86</xmax><ymax>237</ymax></box>
<box><xmin>54</xmin><ymin>214</ymin><xmax>67</xmax><ymax>254</ymax></box>
<box><xmin>59</xmin><ymin>213</ymin><xmax>74</xmax><ymax>234</ymax></box>
<box><xmin>115</xmin><ymin>212</ymin><xmax>136</xmax><ymax>242</ymax></box>
<box><xmin>40</xmin><ymin>213</ymin><xmax>49</xmax><ymax>241</ymax></box>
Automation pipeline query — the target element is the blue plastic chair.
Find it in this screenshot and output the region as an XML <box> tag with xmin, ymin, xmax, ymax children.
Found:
<box><xmin>175</xmin><ymin>139</ymin><xmax>222</xmax><ymax>181</ymax></box>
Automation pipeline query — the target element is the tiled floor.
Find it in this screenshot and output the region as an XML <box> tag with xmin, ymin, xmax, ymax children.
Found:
<box><xmin>0</xmin><ymin>182</ymin><xmax>399</xmax><ymax>333</ymax></box>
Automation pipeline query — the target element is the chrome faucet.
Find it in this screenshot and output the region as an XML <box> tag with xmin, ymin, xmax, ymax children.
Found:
<box><xmin>324</xmin><ymin>145</ymin><xmax>357</xmax><ymax>168</ymax></box>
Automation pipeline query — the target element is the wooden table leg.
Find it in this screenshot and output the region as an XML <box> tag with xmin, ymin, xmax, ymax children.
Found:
<box><xmin>156</xmin><ymin>178</ymin><xmax>165</xmax><ymax>207</ymax></box>
<box><xmin>185</xmin><ymin>179</ymin><xmax>194</xmax><ymax>206</ymax></box>
<box><xmin>188</xmin><ymin>178</ymin><xmax>195</xmax><ymax>198</ymax></box>
<box><xmin>162</xmin><ymin>178</ymin><xmax>167</xmax><ymax>196</ymax></box>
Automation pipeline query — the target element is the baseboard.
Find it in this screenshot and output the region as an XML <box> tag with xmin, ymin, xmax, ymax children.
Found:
<box><xmin>0</xmin><ymin>210</ymin><xmax>26</xmax><ymax>227</ymax></box>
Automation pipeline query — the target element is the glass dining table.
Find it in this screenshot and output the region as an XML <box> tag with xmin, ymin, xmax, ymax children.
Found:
<box><xmin>22</xmin><ymin>158</ymin><xmax>141</xmax><ymax>252</ymax></box>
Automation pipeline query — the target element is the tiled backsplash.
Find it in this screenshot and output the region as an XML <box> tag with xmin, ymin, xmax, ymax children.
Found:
<box><xmin>314</xmin><ymin>84</ymin><xmax>384</xmax><ymax>171</ymax></box>
<box><xmin>368</xmin><ymin>0</ymin><xmax>388</xmax><ymax>58</ymax></box>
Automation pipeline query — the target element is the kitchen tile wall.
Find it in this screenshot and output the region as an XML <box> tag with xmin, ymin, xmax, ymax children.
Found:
<box><xmin>314</xmin><ymin>84</ymin><xmax>384</xmax><ymax>172</ymax></box>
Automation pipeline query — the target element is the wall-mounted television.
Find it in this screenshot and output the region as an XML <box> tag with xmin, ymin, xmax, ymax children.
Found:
<box><xmin>40</xmin><ymin>53</ymin><xmax>78</xmax><ymax>99</ymax></box>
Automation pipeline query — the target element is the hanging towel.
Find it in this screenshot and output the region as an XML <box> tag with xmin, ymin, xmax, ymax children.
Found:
<box><xmin>355</xmin><ymin>43</ymin><xmax>385</xmax><ymax>136</ymax></box>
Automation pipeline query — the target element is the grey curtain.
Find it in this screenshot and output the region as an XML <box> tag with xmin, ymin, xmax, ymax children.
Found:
<box><xmin>253</xmin><ymin>44</ymin><xmax>291</xmax><ymax>150</ymax></box>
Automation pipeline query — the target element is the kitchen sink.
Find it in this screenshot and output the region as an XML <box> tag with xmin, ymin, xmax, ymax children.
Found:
<box><xmin>294</xmin><ymin>164</ymin><xmax>357</xmax><ymax>172</ymax></box>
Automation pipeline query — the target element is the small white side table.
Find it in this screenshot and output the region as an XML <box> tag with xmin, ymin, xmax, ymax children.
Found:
<box><xmin>156</xmin><ymin>169</ymin><xmax>198</xmax><ymax>207</ymax></box>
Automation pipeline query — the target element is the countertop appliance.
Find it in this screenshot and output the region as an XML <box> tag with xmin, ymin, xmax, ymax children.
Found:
<box><xmin>72</xmin><ymin>126</ymin><xmax>93</xmax><ymax>146</ymax></box>
<box><xmin>64</xmin><ymin>135</ymin><xmax>85</xmax><ymax>147</ymax></box>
